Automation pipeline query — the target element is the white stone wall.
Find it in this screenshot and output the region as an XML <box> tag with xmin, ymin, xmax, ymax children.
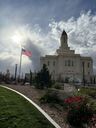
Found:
<box><xmin>40</xmin><ymin>55</ymin><xmax>93</xmax><ymax>82</ymax></box>
<box><xmin>56</xmin><ymin>55</ymin><xmax>82</xmax><ymax>81</ymax></box>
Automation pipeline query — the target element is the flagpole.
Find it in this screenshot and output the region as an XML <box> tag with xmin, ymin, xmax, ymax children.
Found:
<box><xmin>19</xmin><ymin>48</ymin><xmax>22</xmax><ymax>80</ymax></box>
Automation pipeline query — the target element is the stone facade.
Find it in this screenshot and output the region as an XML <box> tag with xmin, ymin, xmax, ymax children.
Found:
<box><xmin>40</xmin><ymin>30</ymin><xmax>93</xmax><ymax>82</ymax></box>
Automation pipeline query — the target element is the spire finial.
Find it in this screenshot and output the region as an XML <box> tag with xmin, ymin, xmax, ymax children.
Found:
<box><xmin>62</xmin><ymin>30</ymin><xmax>67</xmax><ymax>36</ymax></box>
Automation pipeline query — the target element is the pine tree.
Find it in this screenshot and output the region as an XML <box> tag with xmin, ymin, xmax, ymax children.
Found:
<box><xmin>35</xmin><ymin>64</ymin><xmax>52</xmax><ymax>89</ymax></box>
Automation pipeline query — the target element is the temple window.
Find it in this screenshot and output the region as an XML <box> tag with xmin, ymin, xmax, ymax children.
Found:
<box><xmin>72</xmin><ymin>61</ymin><xmax>74</xmax><ymax>66</ymax></box>
<box><xmin>65</xmin><ymin>60</ymin><xmax>67</xmax><ymax>66</ymax></box>
<box><xmin>53</xmin><ymin>61</ymin><xmax>55</xmax><ymax>66</ymax></box>
<box><xmin>48</xmin><ymin>61</ymin><xmax>50</xmax><ymax>66</ymax></box>
<box><xmin>88</xmin><ymin>62</ymin><xmax>90</xmax><ymax>68</ymax></box>
<box><xmin>68</xmin><ymin>60</ymin><xmax>70</xmax><ymax>66</ymax></box>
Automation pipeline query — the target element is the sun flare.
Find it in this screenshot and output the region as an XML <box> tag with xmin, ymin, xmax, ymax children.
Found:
<box><xmin>11</xmin><ymin>32</ymin><xmax>23</xmax><ymax>44</ymax></box>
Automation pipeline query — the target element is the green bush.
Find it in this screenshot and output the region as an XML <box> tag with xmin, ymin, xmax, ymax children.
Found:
<box><xmin>40</xmin><ymin>90</ymin><xmax>62</xmax><ymax>105</ymax></box>
<box><xmin>52</xmin><ymin>83</ymin><xmax>62</xmax><ymax>89</ymax></box>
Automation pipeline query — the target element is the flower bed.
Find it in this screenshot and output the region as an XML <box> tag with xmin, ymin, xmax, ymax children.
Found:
<box><xmin>64</xmin><ymin>96</ymin><xmax>96</xmax><ymax>128</ymax></box>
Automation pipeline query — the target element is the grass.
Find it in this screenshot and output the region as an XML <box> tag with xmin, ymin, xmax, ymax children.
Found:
<box><xmin>75</xmin><ymin>87</ymin><xmax>96</xmax><ymax>112</ymax></box>
<box><xmin>76</xmin><ymin>87</ymin><xmax>96</xmax><ymax>97</ymax></box>
<box><xmin>0</xmin><ymin>86</ymin><xmax>55</xmax><ymax>128</ymax></box>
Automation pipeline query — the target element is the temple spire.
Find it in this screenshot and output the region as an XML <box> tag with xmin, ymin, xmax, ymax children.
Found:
<box><xmin>56</xmin><ymin>30</ymin><xmax>75</xmax><ymax>55</ymax></box>
<box><xmin>60</xmin><ymin>30</ymin><xmax>68</xmax><ymax>49</ymax></box>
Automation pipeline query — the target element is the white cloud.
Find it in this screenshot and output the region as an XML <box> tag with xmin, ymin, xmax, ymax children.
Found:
<box><xmin>0</xmin><ymin>10</ymin><xmax>96</xmax><ymax>74</ymax></box>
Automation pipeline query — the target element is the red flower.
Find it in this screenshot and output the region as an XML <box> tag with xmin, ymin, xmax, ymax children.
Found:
<box><xmin>64</xmin><ymin>96</ymin><xmax>83</xmax><ymax>104</ymax></box>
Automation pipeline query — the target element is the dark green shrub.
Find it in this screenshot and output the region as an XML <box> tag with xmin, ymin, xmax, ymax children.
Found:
<box><xmin>40</xmin><ymin>90</ymin><xmax>62</xmax><ymax>104</ymax></box>
<box><xmin>52</xmin><ymin>84</ymin><xmax>61</xmax><ymax>89</ymax></box>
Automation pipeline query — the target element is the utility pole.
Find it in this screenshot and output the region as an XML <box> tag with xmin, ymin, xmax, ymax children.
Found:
<box><xmin>82</xmin><ymin>62</ymin><xmax>85</xmax><ymax>86</ymax></box>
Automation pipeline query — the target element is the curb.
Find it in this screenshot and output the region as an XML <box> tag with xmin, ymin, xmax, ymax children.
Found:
<box><xmin>0</xmin><ymin>85</ymin><xmax>61</xmax><ymax>128</ymax></box>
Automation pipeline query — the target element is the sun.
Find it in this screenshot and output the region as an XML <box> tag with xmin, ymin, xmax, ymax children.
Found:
<box><xmin>11</xmin><ymin>28</ymin><xmax>28</xmax><ymax>46</ymax></box>
<box><xmin>11</xmin><ymin>32</ymin><xmax>23</xmax><ymax>44</ymax></box>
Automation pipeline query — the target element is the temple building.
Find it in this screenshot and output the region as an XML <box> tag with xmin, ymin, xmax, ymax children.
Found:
<box><xmin>40</xmin><ymin>30</ymin><xmax>93</xmax><ymax>82</ymax></box>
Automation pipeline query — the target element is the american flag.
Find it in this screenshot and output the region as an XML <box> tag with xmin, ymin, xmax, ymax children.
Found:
<box><xmin>22</xmin><ymin>48</ymin><xmax>32</xmax><ymax>57</ymax></box>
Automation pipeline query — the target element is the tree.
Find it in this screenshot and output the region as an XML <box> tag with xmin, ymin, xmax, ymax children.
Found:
<box><xmin>35</xmin><ymin>64</ymin><xmax>52</xmax><ymax>89</ymax></box>
<box><xmin>5</xmin><ymin>69</ymin><xmax>10</xmax><ymax>84</ymax></box>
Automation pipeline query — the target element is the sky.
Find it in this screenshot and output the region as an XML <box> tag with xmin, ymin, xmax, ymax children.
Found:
<box><xmin>0</xmin><ymin>0</ymin><xmax>96</xmax><ymax>76</ymax></box>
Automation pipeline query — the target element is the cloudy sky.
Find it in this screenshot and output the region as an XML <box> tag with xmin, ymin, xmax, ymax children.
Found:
<box><xmin>0</xmin><ymin>0</ymin><xmax>96</xmax><ymax>75</ymax></box>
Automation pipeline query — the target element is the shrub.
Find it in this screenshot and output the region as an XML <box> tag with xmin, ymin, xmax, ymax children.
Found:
<box><xmin>40</xmin><ymin>90</ymin><xmax>62</xmax><ymax>105</ymax></box>
<box><xmin>52</xmin><ymin>83</ymin><xmax>62</xmax><ymax>89</ymax></box>
<box><xmin>64</xmin><ymin>96</ymin><xmax>94</xmax><ymax>128</ymax></box>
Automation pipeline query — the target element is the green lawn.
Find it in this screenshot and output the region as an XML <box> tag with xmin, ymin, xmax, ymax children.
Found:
<box><xmin>76</xmin><ymin>87</ymin><xmax>96</xmax><ymax>111</ymax></box>
<box><xmin>77</xmin><ymin>87</ymin><xmax>96</xmax><ymax>98</ymax></box>
<box><xmin>0</xmin><ymin>86</ymin><xmax>55</xmax><ymax>128</ymax></box>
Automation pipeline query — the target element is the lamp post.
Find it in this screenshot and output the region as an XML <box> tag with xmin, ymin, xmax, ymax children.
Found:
<box><xmin>14</xmin><ymin>64</ymin><xmax>17</xmax><ymax>83</ymax></box>
<box><xmin>18</xmin><ymin>49</ymin><xmax>22</xmax><ymax>81</ymax></box>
